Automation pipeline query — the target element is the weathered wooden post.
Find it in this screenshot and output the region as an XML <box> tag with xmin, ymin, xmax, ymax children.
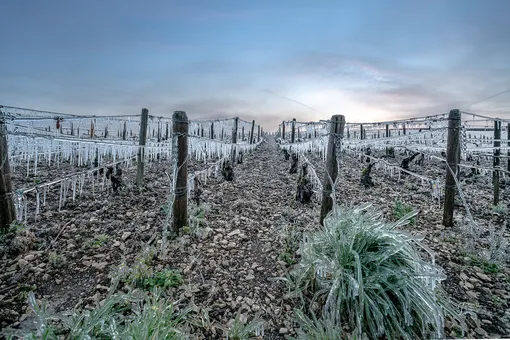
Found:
<box><xmin>210</xmin><ymin>122</ymin><xmax>214</xmax><ymax>139</ymax></box>
<box><xmin>172</xmin><ymin>111</ymin><xmax>188</xmax><ymax>233</ymax></box>
<box><xmin>403</xmin><ymin>122</ymin><xmax>406</xmax><ymax>135</ymax></box>
<box><xmin>165</xmin><ymin>122</ymin><xmax>169</xmax><ymax>140</ymax></box>
<box><xmin>507</xmin><ymin>123</ymin><xmax>510</xmax><ymax>172</ymax></box>
<box><xmin>442</xmin><ymin>109</ymin><xmax>461</xmax><ymax>227</ymax></box>
<box><xmin>493</xmin><ymin>119</ymin><xmax>501</xmax><ymax>205</ymax></box>
<box><xmin>231</xmin><ymin>117</ymin><xmax>239</xmax><ymax>164</ymax></box>
<box><xmin>291</xmin><ymin>118</ymin><xmax>296</xmax><ymax>143</ymax></box>
<box><xmin>250</xmin><ymin>120</ymin><xmax>255</xmax><ymax>144</ymax></box>
<box><xmin>221</xmin><ymin>127</ymin><xmax>224</xmax><ymax>141</ymax></box>
<box><xmin>241</xmin><ymin>125</ymin><xmax>245</xmax><ymax>141</ymax></box>
<box><xmin>157</xmin><ymin>121</ymin><xmax>162</xmax><ymax>142</ymax></box>
<box><xmin>320</xmin><ymin>115</ymin><xmax>346</xmax><ymax>226</ymax></box>
<box><xmin>201</xmin><ymin>125</ymin><xmax>204</xmax><ymax>138</ymax></box>
<box><xmin>90</xmin><ymin>119</ymin><xmax>95</xmax><ymax>138</ymax></box>
<box><xmin>136</xmin><ymin>108</ymin><xmax>149</xmax><ymax>188</ymax></box>
<box><xmin>104</xmin><ymin>126</ymin><xmax>108</xmax><ymax>139</ymax></box>
<box><xmin>282</xmin><ymin>121</ymin><xmax>286</xmax><ymax>140</ymax></box>
<box><xmin>360</xmin><ymin>124</ymin><xmax>364</xmax><ymax>140</ymax></box>
<box><xmin>257</xmin><ymin>125</ymin><xmax>261</xmax><ymax>141</ymax></box>
<box><xmin>0</xmin><ymin>107</ymin><xmax>15</xmax><ymax>229</ymax></box>
<box><xmin>70</xmin><ymin>122</ymin><xmax>74</xmax><ymax>136</ymax></box>
<box><xmin>122</xmin><ymin>122</ymin><xmax>127</xmax><ymax>140</ymax></box>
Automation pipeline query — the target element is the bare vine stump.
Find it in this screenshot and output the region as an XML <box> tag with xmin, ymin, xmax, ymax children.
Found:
<box><xmin>193</xmin><ymin>175</ymin><xmax>202</xmax><ymax>206</ymax></box>
<box><xmin>361</xmin><ymin>163</ymin><xmax>375</xmax><ymax>188</ymax></box>
<box><xmin>289</xmin><ymin>153</ymin><xmax>298</xmax><ymax>174</ymax></box>
<box><xmin>400</xmin><ymin>152</ymin><xmax>421</xmax><ymax>172</ymax></box>
<box><xmin>221</xmin><ymin>159</ymin><xmax>234</xmax><ymax>181</ymax></box>
<box><xmin>296</xmin><ymin>163</ymin><xmax>313</xmax><ymax>203</ymax></box>
<box><xmin>283</xmin><ymin>149</ymin><xmax>290</xmax><ymax>160</ymax></box>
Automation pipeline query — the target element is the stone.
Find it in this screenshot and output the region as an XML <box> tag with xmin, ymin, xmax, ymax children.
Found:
<box><xmin>475</xmin><ymin>272</ymin><xmax>491</xmax><ymax>282</ymax></box>
<box><xmin>92</xmin><ymin>262</ymin><xmax>108</xmax><ymax>270</ymax></box>
<box><xmin>466</xmin><ymin>290</ymin><xmax>478</xmax><ymax>299</ymax></box>
<box><xmin>24</xmin><ymin>254</ymin><xmax>35</xmax><ymax>262</ymax></box>
<box><xmin>474</xmin><ymin>327</ymin><xmax>488</xmax><ymax>337</ymax></box>
<box><xmin>279</xmin><ymin>328</ymin><xmax>289</xmax><ymax>334</ymax></box>
<box><xmin>17</xmin><ymin>259</ymin><xmax>28</xmax><ymax>268</ymax></box>
<box><xmin>121</xmin><ymin>232</ymin><xmax>132</xmax><ymax>241</ymax></box>
<box><xmin>228</xmin><ymin>229</ymin><xmax>241</xmax><ymax>237</ymax></box>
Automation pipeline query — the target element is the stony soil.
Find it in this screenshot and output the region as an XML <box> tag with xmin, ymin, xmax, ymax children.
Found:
<box><xmin>1</xmin><ymin>138</ymin><xmax>509</xmax><ymax>339</ymax></box>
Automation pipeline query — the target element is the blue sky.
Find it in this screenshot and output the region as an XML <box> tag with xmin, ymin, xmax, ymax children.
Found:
<box><xmin>1</xmin><ymin>0</ymin><xmax>509</xmax><ymax>130</ymax></box>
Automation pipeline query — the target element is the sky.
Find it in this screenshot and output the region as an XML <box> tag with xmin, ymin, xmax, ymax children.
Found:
<box><xmin>1</xmin><ymin>0</ymin><xmax>510</xmax><ymax>131</ymax></box>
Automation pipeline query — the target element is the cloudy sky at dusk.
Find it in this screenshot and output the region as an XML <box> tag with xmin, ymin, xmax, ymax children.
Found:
<box><xmin>1</xmin><ymin>0</ymin><xmax>509</xmax><ymax>130</ymax></box>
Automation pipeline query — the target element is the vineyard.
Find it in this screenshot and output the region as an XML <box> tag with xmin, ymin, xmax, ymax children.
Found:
<box><xmin>0</xmin><ymin>105</ymin><xmax>509</xmax><ymax>339</ymax></box>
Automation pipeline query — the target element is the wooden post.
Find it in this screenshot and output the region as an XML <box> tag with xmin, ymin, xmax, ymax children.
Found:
<box><xmin>210</xmin><ymin>122</ymin><xmax>214</xmax><ymax>139</ymax></box>
<box><xmin>70</xmin><ymin>122</ymin><xmax>74</xmax><ymax>136</ymax></box>
<box><xmin>104</xmin><ymin>126</ymin><xmax>108</xmax><ymax>139</ymax></box>
<box><xmin>257</xmin><ymin>125</ymin><xmax>261</xmax><ymax>141</ymax></box>
<box><xmin>172</xmin><ymin>111</ymin><xmax>188</xmax><ymax>233</ymax></box>
<box><xmin>122</xmin><ymin>122</ymin><xmax>127</xmax><ymax>140</ymax></box>
<box><xmin>291</xmin><ymin>118</ymin><xmax>296</xmax><ymax>143</ymax></box>
<box><xmin>250</xmin><ymin>120</ymin><xmax>255</xmax><ymax>144</ymax></box>
<box><xmin>201</xmin><ymin>125</ymin><xmax>204</xmax><ymax>138</ymax></box>
<box><xmin>385</xmin><ymin>123</ymin><xmax>390</xmax><ymax>154</ymax></box>
<box><xmin>282</xmin><ymin>121</ymin><xmax>286</xmax><ymax>140</ymax></box>
<box><xmin>221</xmin><ymin>127</ymin><xmax>224</xmax><ymax>140</ymax></box>
<box><xmin>360</xmin><ymin>124</ymin><xmax>364</xmax><ymax>140</ymax></box>
<box><xmin>157</xmin><ymin>121</ymin><xmax>161</xmax><ymax>142</ymax></box>
<box><xmin>442</xmin><ymin>109</ymin><xmax>461</xmax><ymax>227</ymax></box>
<box><xmin>136</xmin><ymin>108</ymin><xmax>149</xmax><ymax>188</ymax></box>
<box><xmin>0</xmin><ymin>107</ymin><xmax>16</xmax><ymax>229</ymax></box>
<box><xmin>165</xmin><ymin>122</ymin><xmax>169</xmax><ymax>140</ymax></box>
<box><xmin>90</xmin><ymin>120</ymin><xmax>95</xmax><ymax>138</ymax></box>
<box><xmin>320</xmin><ymin>115</ymin><xmax>345</xmax><ymax>226</ymax></box>
<box><xmin>493</xmin><ymin>119</ymin><xmax>501</xmax><ymax>205</ymax></box>
<box><xmin>403</xmin><ymin>123</ymin><xmax>406</xmax><ymax>135</ymax></box>
<box><xmin>231</xmin><ymin>117</ymin><xmax>239</xmax><ymax>164</ymax></box>
<box><xmin>507</xmin><ymin>123</ymin><xmax>510</xmax><ymax>172</ymax></box>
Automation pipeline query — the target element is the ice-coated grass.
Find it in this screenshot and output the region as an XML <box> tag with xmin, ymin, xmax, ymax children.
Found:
<box><xmin>287</xmin><ymin>203</ymin><xmax>463</xmax><ymax>339</ymax></box>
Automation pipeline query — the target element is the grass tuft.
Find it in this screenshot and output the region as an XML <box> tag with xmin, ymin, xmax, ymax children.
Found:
<box><xmin>287</xmin><ymin>203</ymin><xmax>463</xmax><ymax>339</ymax></box>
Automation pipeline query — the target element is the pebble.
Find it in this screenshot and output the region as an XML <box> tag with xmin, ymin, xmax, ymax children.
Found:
<box><xmin>476</xmin><ymin>272</ymin><xmax>491</xmax><ymax>282</ymax></box>
<box><xmin>17</xmin><ymin>259</ymin><xmax>28</xmax><ymax>268</ymax></box>
<box><xmin>121</xmin><ymin>231</ymin><xmax>132</xmax><ymax>241</ymax></box>
<box><xmin>24</xmin><ymin>254</ymin><xmax>35</xmax><ymax>262</ymax></box>
<box><xmin>279</xmin><ymin>328</ymin><xmax>288</xmax><ymax>334</ymax></box>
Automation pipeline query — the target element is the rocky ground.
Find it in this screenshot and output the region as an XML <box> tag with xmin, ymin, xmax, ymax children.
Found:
<box><xmin>0</xmin><ymin>137</ymin><xmax>509</xmax><ymax>339</ymax></box>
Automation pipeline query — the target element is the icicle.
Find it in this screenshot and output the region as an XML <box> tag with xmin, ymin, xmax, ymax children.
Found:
<box><xmin>59</xmin><ymin>181</ymin><xmax>63</xmax><ymax>211</ymax></box>
<box><xmin>72</xmin><ymin>176</ymin><xmax>77</xmax><ymax>201</ymax></box>
<box><xmin>15</xmin><ymin>191</ymin><xmax>24</xmax><ymax>221</ymax></box>
<box><xmin>35</xmin><ymin>188</ymin><xmax>40</xmax><ymax>218</ymax></box>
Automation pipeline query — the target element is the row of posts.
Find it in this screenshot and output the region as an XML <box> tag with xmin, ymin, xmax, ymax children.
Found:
<box><xmin>286</xmin><ymin>110</ymin><xmax>510</xmax><ymax>227</ymax></box>
<box><xmin>279</xmin><ymin>119</ymin><xmax>408</xmax><ymax>141</ymax></box>
<box><xmin>0</xmin><ymin>107</ymin><xmax>263</xmax><ymax>233</ymax></box>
